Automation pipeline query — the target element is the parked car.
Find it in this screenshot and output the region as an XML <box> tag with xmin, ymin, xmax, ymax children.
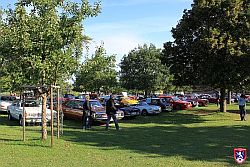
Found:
<box><xmin>158</xmin><ymin>95</ymin><xmax>192</xmax><ymax>110</ymax></box>
<box><xmin>119</xmin><ymin>105</ymin><xmax>140</xmax><ymax>118</ymax></box>
<box><xmin>183</xmin><ymin>95</ymin><xmax>208</xmax><ymax>107</ymax></box>
<box><xmin>145</xmin><ymin>97</ymin><xmax>173</xmax><ymax>111</ymax></box>
<box><xmin>198</xmin><ymin>94</ymin><xmax>218</xmax><ymax>103</ymax></box>
<box><xmin>7</xmin><ymin>99</ymin><xmax>56</xmax><ymax>125</ymax></box>
<box><xmin>0</xmin><ymin>96</ymin><xmax>17</xmax><ymax>113</ymax></box>
<box><xmin>134</xmin><ymin>101</ymin><xmax>162</xmax><ymax>116</ymax></box>
<box><xmin>120</xmin><ymin>97</ymin><xmax>139</xmax><ymax>106</ymax></box>
<box><xmin>62</xmin><ymin>99</ymin><xmax>124</xmax><ymax>122</ymax></box>
<box><xmin>62</xmin><ymin>94</ymin><xmax>75</xmax><ymax>102</ymax></box>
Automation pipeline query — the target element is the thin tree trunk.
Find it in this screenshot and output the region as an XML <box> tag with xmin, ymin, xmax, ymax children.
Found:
<box><xmin>41</xmin><ymin>93</ymin><xmax>47</xmax><ymax>140</ymax></box>
<box><xmin>219</xmin><ymin>87</ymin><xmax>227</xmax><ymax>112</ymax></box>
<box><xmin>227</xmin><ymin>90</ymin><xmax>231</xmax><ymax>105</ymax></box>
<box><xmin>145</xmin><ymin>90</ymin><xmax>148</xmax><ymax>98</ymax></box>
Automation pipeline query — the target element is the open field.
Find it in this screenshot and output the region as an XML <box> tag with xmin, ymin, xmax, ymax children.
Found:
<box><xmin>0</xmin><ymin>104</ymin><xmax>249</xmax><ymax>167</ymax></box>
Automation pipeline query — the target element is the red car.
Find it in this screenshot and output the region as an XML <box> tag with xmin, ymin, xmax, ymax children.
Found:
<box><xmin>158</xmin><ymin>95</ymin><xmax>192</xmax><ymax>110</ymax></box>
<box><xmin>184</xmin><ymin>95</ymin><xmax>208</xmax><ymax>107</ymax></box>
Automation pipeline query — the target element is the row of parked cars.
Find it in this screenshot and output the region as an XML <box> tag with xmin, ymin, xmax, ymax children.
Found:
<box><xmin>0</xmin><ymin>93</ymin><xmax>212</xmax><ymax>126</ymax></box>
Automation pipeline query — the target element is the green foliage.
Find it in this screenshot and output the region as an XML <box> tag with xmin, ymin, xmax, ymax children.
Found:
<box><xmin>0</xmin><ymin>0</ymin><xmax>101</xmax><ymax>90</ymax></box>
<box><xmin>162</xmin><ymin>0</ymin><xmax>250</xmax><ymax>90</ymax></box>
<box><xmin>120</xmin><ymin>44</ymin><xmax>172</xmax><ymax>95</ymax></box>
<box><xmin>74</xmin><ymin>45</ymin><xmax>118</xmax><ymax>93</ymax></box>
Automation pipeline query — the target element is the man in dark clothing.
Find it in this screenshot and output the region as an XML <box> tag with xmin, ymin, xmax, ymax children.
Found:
<box><xmin>83</xmin><ymin>96</ymin><xmax>92</xmax><ymax>130</ymax></box>
<box><xmin>106</xmin><ymin>94</ymin><xmax>119</xmax><ymax>130</ymax></box>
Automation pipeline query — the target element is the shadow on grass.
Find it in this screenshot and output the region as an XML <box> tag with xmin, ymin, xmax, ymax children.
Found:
<box><xmin>0</xmin><ymin>114</ymin><xmax>19</xmax><ymax>126</ymax></box>
<box><xmin>119</xmin><ymin>111</ymin><xmax>210</xmax><ymax>125</ymax></box>
<box><xmin>61</xmin><ymin>112</ymin><xmax>250</xmax><ymax>166</ymax></box>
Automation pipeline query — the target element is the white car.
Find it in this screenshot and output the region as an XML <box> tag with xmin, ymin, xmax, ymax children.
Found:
<box><xmin>7</xmin><ymin>99</ymin><xmax>56</xmax><ymax>125</ymax></box>
<box><xmin>134</xmin><ymin>101</ymin><xmax>162</xmax><ymax>116</ymax></box>
<box><xmin>0</xmin><ymin>96</ymin><xmax>16</xmax><ymax>112</ymax></box>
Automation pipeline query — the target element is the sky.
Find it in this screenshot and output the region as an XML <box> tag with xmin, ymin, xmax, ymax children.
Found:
<box><xmin>0</xmin><ymin>0</ymin><xmax>193</xmax><ymax>63</ymax></box>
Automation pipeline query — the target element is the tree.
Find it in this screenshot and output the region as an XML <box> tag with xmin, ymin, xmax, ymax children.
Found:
<box><xmin>162</xmin><ymin>0</ymin><xmax>250</xmax><ymax>112</ymax></box>
<box><xmin>0</xmin><ymin>0</ymin><xmax>101</xmax><ymax>140</ymax></box>
<box><xmin>74</xmin><ymin>45</ymin><xmax>118</xmax><ymax>93</ymax></box>
<box><xmin>120</xmin><ymin>44</ymin><xmax>172</xmax><ymax>96</ymax></box>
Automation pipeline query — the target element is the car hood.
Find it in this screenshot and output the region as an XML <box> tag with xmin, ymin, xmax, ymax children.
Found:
<box><xmin>122</xmin><ymin>99</ymin><xmax>138</xmax><ymax>104</ymax></box>
<box><xmin>175</xmin><ymin>100</ymin><xmax>190</xmax><ymax>104</ymax></box>
<box><xmin>24</xmin><ymin>107</ymin><xmax>56</xmax><ymax>113</ymax></box>
<box><xmin>1</xmin><ymin>101</ymin><xmax>12</xmax><ymax>106</ymax></box>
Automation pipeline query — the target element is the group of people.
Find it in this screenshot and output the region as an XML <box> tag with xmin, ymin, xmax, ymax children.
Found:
<box><xmin>81</xmin><ymin>93</ymin><xmax>247</xmax><ymax>130</ymax></box>
<box><xmin>82</xmin><ymin>94</ymin><xmax>119</xmax><ymax>130</ymax></box>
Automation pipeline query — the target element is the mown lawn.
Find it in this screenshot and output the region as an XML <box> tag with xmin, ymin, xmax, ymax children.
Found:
<box><xmin>0</xmin><ymin>104</ymin><xmax>249</xmax><ymax>167</ymax></box>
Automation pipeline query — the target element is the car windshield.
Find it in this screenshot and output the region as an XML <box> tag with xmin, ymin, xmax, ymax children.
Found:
<box><xmin>90</xmin><ymin>101</ymin><xmax>102</xmax><ymax>108</ymax></box>
<box><xmin>123</xmin><ymin>97</ymin><xmax>131</xmax><ymax>100</ymax></box>
<box><xmin>128</xmin><ymin>103</ymin><xmax>139</xmax><ymax>106</ymax></box>
<box><xmin>160</xmin><ymin>98</ymin><xmax>166</xmax><ymax>103</ymax></box>
<box><xmin>139</xmin><ymin>101</ymin><xmax>148</xmax><ymax>106</ymax></box>
<box><xmin>21</xmin><ymin>100</ymin><xmax>40</xmax><ymax>107</ymax></box>
<box><xmin>172</xmin><ymin>97</ymin><xmax>181</xmax><ymax>101</ymax></box>
<box><xmin>0</xmin><ymin>96</ymin><xmax>16</xmax><ymax>101</ymax></box>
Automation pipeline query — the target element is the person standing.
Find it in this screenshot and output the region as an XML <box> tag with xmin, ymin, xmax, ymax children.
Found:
<box><xmin>105</xmin><ymin>94</ymin><xmax>119</xmax><ymax>130</ymax></box>
<box><xmin>83</xmin><ymin>96</ymin><xmax>92</xmax><ymax>130</ymax></box>
<box><xmin>238</xmin><ymin>94</ymin><xmax>247</xmax><ymax>121</ymax></box>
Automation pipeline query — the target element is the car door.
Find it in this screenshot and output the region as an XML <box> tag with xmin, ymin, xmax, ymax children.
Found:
<box><xmin>72</xmin><ymin>101</ymin><xmax>83</xmax><ymax>120</ymax></box>
<box><xmin>63</xmin><ymin>101</ymin><xmax>75</xmax><ymax>119</ymax></box>
<box><xmin>15</xmin><ymin>101</ymin><xmax>23</xmax><ymax>119</ymax></box>
<box><xmin>12</xmin><ymin>101</ymin><xmax>21</xmax><ymax>119</ymax></box>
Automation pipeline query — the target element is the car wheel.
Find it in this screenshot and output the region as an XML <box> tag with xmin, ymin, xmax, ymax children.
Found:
<box><xmin>175</xmin><ymin>105</ymin><xmax>181</xmax><ymax>110</ymax></box>
<box><xmin>8</xmin><ymin>111</ymin><xmax>13</xmax><ymax>120</ymax></box>
<box><xmin>19</xmin><ymin>115</ymin><xmax>23</xmax><ymax>126</ymax></box>
<box><xmin>141</xmin><ymin>109</ymin><xmax>147</xmax><ymax>116</ymax></box>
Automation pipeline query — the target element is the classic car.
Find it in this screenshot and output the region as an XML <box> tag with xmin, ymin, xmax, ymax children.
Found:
<box><xmin>198</xmin><ymin>94</ymin><xmax>218</xmax><ymax>103</ymax></box>
<box><xmin>134</xmin><ymin>101</ymin><xmax>162</xmax><ymax>115</ymax></box>
<box><xmin>0</xmin><ymin>96</ymin><xmax>16</xmax><ymax>112</ymax></box>
<box><xmin>7</xmin><ymin>99</ymin><xmax>56</xmax><ymax>125</ymax></box>
<box><xmin>158</xmin><ymin>95</ymin><xmax>192</xmax><ymax>110</ymax></box>
<box><xmin>62</xmin><ymin>99</ymin><xmax>124</xmax><ymax>122</ymax></box>
<box><xmin>183</xmin><ymin>95</ymin><xmax>208</xmax><ymax>107</ymax></box>
<box><xmin>120</xmin><ymin>97</ymin><xmax>139</xmax><ymax>106</ymax></box>
<box><xmin>62</xmin><ymin>94</ymin><xmax>75</xmax><ymax>102</ymax></box>
<box><xmin>118</xmin><ymin>105</ymin><xmax>140</xmax><ymax>118</ymax></box>
<box><xmin>145</xmin><ymin>97</ymin><xmax>173</xmax><ymax>112</ymax></box>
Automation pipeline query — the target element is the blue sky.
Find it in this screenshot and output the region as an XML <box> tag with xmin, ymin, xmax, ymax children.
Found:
<box><xmin>0</xmin><ymin>0</ymin><xmax>193</xmax><ymax>62</ymax></box>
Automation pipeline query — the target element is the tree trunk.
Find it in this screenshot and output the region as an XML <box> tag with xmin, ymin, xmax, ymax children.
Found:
<box><xmin>145</xmin><ymin>90</ymin><xmax>148</xmax><ymax>98</ymax></box>
<box><xmin>41</xmin><ymin>93</ymin><xmax>47</xmax><ymax>140</ymax></box>
<box><xmin>219</xmin><ymin>87</ymin><xmax>227</xmax><ymax>112</ymax></box>
<box><xmin>227</xmin><ymin>90</ymin><xmax>231</xmax><ymax>105</ymax></box>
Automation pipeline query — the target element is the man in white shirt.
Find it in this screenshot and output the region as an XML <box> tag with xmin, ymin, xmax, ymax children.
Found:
<box><xmin>238</xmin><ymin>94</ymin><xmax>247</xmax><ymax>121</ymax></box>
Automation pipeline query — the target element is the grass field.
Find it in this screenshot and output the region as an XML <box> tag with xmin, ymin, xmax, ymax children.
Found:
<box><xmin>0</xmin><ymin>104</ymin><xmax>249</xmax><ymax>167</ymax></box>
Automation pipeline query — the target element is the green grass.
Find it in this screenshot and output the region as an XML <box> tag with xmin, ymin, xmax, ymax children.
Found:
<box><xmin>0</xmin><ymin>104</ymin><xmax>250</xmax><ymax>167</ymax></box>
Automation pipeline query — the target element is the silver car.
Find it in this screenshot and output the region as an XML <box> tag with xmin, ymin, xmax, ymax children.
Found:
<box><xmin>134</xmin><ymin>101</ymin><xmax>162</xmax><ymax>116</ymax></box>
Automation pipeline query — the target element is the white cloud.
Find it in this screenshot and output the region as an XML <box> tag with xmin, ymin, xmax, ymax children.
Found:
<box><xmin>83</xmin><ymin>15</ymin><xmax>179</xmax><ymax>63</ymax></box>
<box><xmin>84</xmin><ymin>33</ymin><xmax>144</xmax><ymax>64</ymax></box>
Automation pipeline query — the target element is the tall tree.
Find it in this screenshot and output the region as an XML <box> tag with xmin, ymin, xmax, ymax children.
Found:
<box><xmin>74</xmin><ymin>45</ymin><xmax>118</xmax><ymax>93</ymax></box>
<box><xmin>120</xmin><ymin>44</ymin><xmax>172</xmax><ymax>96</ymax></box>
<box><xmin>0</xmin><ymin>0</ymin><xmax>101</xmax><ymax>139</ymax></box>
<box><xmin>162</xmin><ymin>0</ymin><xmax>250</xmax><ymax>112</ymax></box>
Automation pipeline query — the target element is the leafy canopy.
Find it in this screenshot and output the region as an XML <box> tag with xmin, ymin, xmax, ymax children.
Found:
<box><xmin>74</xmin><ymin>45</ymin><xmax>118</xmax><ymax>93</ymax></box>
<box><xmin>0</xmin><ymin>0</ymin><xmax>101</xmax><ymax>90</ymax></box>
<box><xmin>120</xmin><ymin>44</ymin><xmax>172</xmax><ymax>94</ymax></box>
<box><xmin>162</xmin><ymin>0</ymin><xmax>250</xmax><ymax>90</ymax></box>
